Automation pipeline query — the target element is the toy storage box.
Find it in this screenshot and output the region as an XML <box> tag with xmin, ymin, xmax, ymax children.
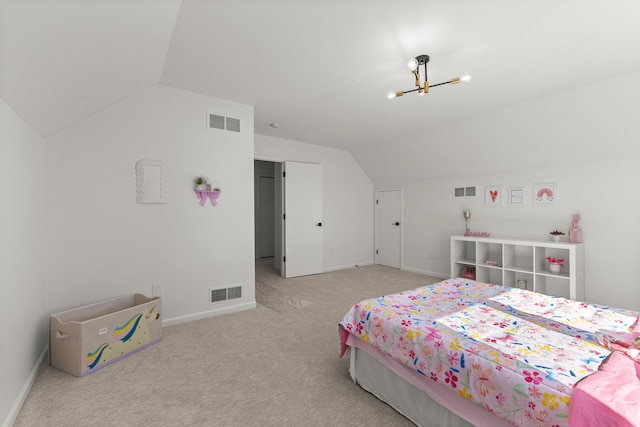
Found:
<box><xmin>50</xmin><ymin>294</ymin><xmax>162</xmax><ymax>377</ymax></box>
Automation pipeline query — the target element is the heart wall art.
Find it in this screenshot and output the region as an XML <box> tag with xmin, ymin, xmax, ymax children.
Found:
<box><xmin>485</xmin><ymin>186</ymin><xmax>504</xmax><ymax>206</ymax></box>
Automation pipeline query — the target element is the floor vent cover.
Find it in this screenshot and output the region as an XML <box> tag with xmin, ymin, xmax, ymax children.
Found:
<box><xmin>227</xmin><ymin>286</ymin><xmax>242</xmax><ymax>299</ymax></box>
<box><xmin>210</xmin><ymin>286</ymin><xmax>242</xmax><ymax>304</ymax></box>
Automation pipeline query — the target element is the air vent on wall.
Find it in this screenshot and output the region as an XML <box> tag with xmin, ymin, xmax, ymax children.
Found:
<box><xmin>227</xmin><ymin>286</ymin><xmax>242</xmax><ymax>299</ymax></box>
<box><xmin>210</xmin><ymin>286</ymin><xmax>242</xmax><ymax>304</ymax></box>
<box><xmin>208</xmin><ymin>113</ymin><xmax>225</xmax><ymax>130</ymax></box>
<box><xmin>226</xmin><ymin>117</ymin><xmax>240</xmax><ymax>133</ymax></box>
<box><xmin>207</xmin><ymin>113</ymin><xmax>241</xmax><ymax>133</ymax></box>
<box><xmin>454</xmin><ymin>186</ymin><xmax>477</xmax><ymax>198</ymax></box>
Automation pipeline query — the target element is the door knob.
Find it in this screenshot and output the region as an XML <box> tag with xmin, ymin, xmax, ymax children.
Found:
<box><xmin>393</xmin><ymin>222</ymin><xmax>400</xmax><ymax>226</ymax></box>
<box><xmin>316</xmin><ymin>222</ymin><xmax>322</xmax><ymax>227</ymax></box>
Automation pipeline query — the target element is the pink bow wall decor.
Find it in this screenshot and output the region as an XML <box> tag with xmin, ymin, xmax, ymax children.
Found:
<box><xmin>195</xmin><ymin>191</ymin><xmax>220</xmax><ymax>207</ymax></box>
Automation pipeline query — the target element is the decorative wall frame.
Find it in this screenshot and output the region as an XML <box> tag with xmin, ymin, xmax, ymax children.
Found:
<box><xmin>533</xmin><ymin>183</ymin><xmax>556</xmax><ymax>206</ymax></box>
<box><xmin>485</xmin><ymin>186</ymin><xmax>504</xmax><ymax>206</ymax></box>
<box><xmin>508</xmin><ymin>187</ymin><xmax>525</xmax><ymax>205</ymax></box>
<box><xmin>135</xmin><ymin>160</ymin><xmax>167</xmax><ymax>204</ymax></box>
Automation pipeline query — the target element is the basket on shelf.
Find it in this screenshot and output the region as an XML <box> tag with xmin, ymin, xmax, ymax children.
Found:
<box><xmin>461</xmin><ymin>265</ymin><xmax>476</xmax><ymax>280</ymax></box>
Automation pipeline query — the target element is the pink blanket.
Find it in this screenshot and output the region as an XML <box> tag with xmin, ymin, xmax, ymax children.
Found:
<box><xmin>570</xmin><ymin>315</ymin><xmax>640</xmax><ymax>427</ymax></box>
<box><xmin>569</xmin><ymin>352</ymin><xmax>640</xmax><ymax>427</ymax></box>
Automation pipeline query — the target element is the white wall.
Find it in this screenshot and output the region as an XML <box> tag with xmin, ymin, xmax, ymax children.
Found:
<box><xmin>45</xmin><ymin>85</ymin><xmax>256</xmax><ymax>324</ymax></box>
<box><xmin>255</xmin><ymin>135</ymin><xmax>375</xmax><ymax>271</ymax></box>
<box><xmin>398</xmin><ymin>157</ymin><xmax>640</xmax><ymax>311</ymax></box>
<box><xmin>0</xmin><ymin>98</ymin><xmax>48</xmax><ymax>427</ymax></box>
<box><xmin>366</xmin><ymin>73</ymin><xmax>640</xmax><ymax>311</ymax></box>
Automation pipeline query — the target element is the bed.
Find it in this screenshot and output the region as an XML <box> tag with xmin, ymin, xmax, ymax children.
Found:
<box><xmin>339</xmin><ymin>278</ymin><xmax>640</xmax><ymax>427</ymax></box>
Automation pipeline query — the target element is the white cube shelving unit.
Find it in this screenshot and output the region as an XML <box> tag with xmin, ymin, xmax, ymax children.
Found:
<box><xmin>450</xmin><ymin>235</ymin><xmax>584</xmax><ymax>300</ymax></box>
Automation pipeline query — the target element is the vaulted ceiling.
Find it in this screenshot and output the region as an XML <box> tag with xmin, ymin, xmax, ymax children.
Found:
<box><xmin>2</xmin><ymin>0</ymin><xmax>640</xmax><ymax>175</ymax></box>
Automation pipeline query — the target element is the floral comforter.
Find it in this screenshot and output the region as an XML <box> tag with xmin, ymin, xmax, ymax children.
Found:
<box><xmin>339</xmin><ymin>278</ymin><xmax>639</xmax><ymax>427</ymax></box>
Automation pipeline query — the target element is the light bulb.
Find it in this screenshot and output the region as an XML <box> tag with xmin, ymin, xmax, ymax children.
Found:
<box><xmin>386</xmin><ymin>91</ymin><xmax>397</xmax><ymax>99</ymax></box>
<box><xmin>451</xmin><ymin>75</ymin><xmax>471</xmax><ymax>85</ymax></box>
<box><xmin>407</xmin><ymin>57</ymin><xmax>419</xmax><ymax>71</ymax></box>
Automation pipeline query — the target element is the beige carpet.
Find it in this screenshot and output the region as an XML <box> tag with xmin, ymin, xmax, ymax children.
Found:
<box><xmin>14</xmin><ymin>260</ymin><xmax>441</xmax><ymax>426</ymax></box>
<box><xmin>255</xmin><ymin>279</ymin><xmax>313</xmax><ymax>313</ymax></box>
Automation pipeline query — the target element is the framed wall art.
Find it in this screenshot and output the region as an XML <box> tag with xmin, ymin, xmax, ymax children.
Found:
<box><xmin>533</xmin><ymin>183</ymin><xmax>556</xmax><ymax>206</ymax></box>
<box><xmin>485</xmin><ymin>186</ymin><xmax>504</xmax><ymax>206</ymax></box>
<box><xmin>508</xmin><ymin>187</ymin><xmax>525</xmax><ymax>205</ymax></box>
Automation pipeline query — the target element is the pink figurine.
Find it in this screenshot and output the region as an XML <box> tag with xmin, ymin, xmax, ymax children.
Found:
<box><xmin>569</xmin><ymin>213</ymin><xmax>582</xmax><ymax>243</ymax></box>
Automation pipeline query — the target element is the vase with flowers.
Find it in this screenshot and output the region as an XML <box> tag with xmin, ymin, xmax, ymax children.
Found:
<box><xmin>546</xmin><ymin>256</ymin><xmax>564</xmax><ymax>274</ymax></box>
<box><xmin>550</xmin><ymin>230</ymin><xmax>565</xmax><ymax>243</ymax></box>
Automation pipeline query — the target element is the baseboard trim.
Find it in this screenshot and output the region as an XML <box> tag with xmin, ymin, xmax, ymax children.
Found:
<box><xmin>3</xmin><ymin>344</ymin><xmax>48</xmax><ymax>427</ymax></box>
<box><xmin>161</xmin><ymin>301</ymin><xmax>257</xmax><ymax>327</ymax></box>
<box><xmin>323</xmin><ymin>261</ymin><xmax>375</xmax><ymax>272</ymax></box>
<box><xmin>401</xmin><ymin>266</ymin><xmax>448</xmax><ymax>279</ymax></box>
<box><xmin>354</xmin><ymin>261</ymin><xmax>375</xmax><ymax>267</ymax></box>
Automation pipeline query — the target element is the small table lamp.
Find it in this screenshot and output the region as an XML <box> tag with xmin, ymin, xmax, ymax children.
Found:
<box><xmin>463</xmin><ymin>210</ymin><xmax>471</xmax><ymax>236</ymax></box>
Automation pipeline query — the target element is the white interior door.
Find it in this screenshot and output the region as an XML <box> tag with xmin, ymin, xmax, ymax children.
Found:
<box><xmin>375</xmin><ymin>189</ymin><xmax>402</xmax><ymax>268</ymax></box>
<box><xmin>283</xmin><ymin>161</ymin><xmax>323</xmax><ymax>278</ymax></box>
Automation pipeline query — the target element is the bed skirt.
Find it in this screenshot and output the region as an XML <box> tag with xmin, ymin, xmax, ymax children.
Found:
<box><xmin>347</xmin><ymin>334</ymin><xmax>511</xmax><ymax>427</ymax></box>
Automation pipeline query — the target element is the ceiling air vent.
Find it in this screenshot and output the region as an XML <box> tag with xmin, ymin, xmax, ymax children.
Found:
<box><xmin>207</xmin><ymin>113</ymin><xmax>241</xmax><ymax>133</ymax></box>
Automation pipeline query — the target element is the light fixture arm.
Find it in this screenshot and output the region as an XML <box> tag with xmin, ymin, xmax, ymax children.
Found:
<box><xmin>388</xmin><ymin>54</ymin><xmax>470</xmax><ymax>99</ymax></box>
<box><xmin>420</xmin><ymin>55</ymin><xmax>428</xmax><ymax>85</ymax></box>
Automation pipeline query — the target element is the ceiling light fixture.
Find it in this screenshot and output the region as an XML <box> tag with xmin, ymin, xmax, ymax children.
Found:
<box><xmin>387</xmin><ymin>54</ymin><xmax>471</xmax><ymax>99</ymax></box>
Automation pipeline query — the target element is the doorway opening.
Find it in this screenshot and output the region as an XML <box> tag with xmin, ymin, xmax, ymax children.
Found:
<box><xmin>253</xmin><ymin>159</ymin><xmax>324</xmax><ymax>278</ymax></box>
<box><xmin>254</xmin><ymin>160</ymin><xmax>283</xmax><ymax>272</ymax></box>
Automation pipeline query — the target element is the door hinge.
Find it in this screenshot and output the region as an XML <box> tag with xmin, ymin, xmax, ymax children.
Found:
<box><xmin>376</xmin><ymin>199</ymin><xmax>378</xmax><ymax>204</ymax></box>
<box><xmin>376</xmin><ymin>249</ymin><xmax>378</xmax><ymax>254</ymax></box>
<box><xmin>283</xmin><ymin>214</ymin><xmax>286</xmax><ymax>220</ymax></box>
<box><xmin>283</xmin><ymin>171</ymin><xmax>286</xmax><ymax>178</ymax></box>
<box><xmin>283</xmin><ymin>256</ymin><xmax>286</xmax><ymax>262</ymax></box>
